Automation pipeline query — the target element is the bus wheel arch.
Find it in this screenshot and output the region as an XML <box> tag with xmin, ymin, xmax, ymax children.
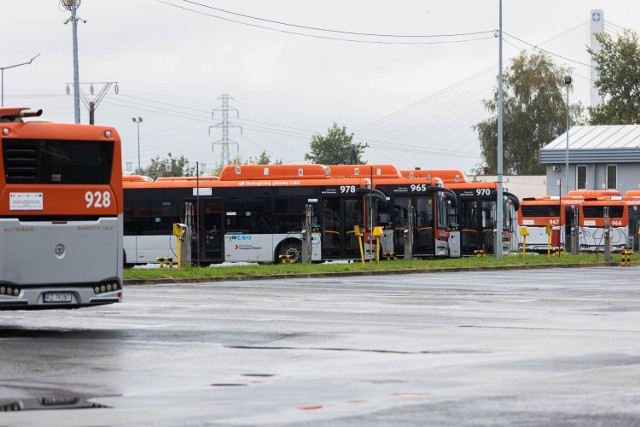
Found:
<box><xmin>275</xmin><ymin>238</ymin><xmax>302</xmax><ymax>264</ymax></box>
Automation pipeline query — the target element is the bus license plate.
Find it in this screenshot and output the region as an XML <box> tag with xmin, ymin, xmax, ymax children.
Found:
<box><xmin>43</xmin><ymin>292</ymin><xmax>73</xmax><ymax>303</ymax></box>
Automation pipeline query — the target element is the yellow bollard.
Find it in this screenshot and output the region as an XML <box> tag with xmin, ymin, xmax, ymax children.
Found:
<box><xmin>520</xmin><ymin>226</ymin><xmax>529</xmax><ymax>257</ymax></box>
<box><xmin>372</xmin><ymin>226</ymin><xmax>383</xmax><ymax>264</ymax></box>
<box><xmin>354</xmin><ymin>225</ymin><xmax>365</xmax><ymax>265</ymax></box>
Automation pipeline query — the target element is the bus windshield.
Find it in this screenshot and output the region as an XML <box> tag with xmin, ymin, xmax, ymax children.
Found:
<box><xmin>521</xmin><ymin>204</ymin><xmax>561</xmax><ymax>218</ymax></box>
<box><xmin>3</xmin><ymin>139</ymin><xmax>113</xmax><ymax>184</ymax></box>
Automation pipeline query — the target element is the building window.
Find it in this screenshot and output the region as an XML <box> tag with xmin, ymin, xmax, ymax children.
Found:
<box><xmin>606</xmin><ymin>164</ymin><xmax>617</xmax><ymax>190</ymax></box>
<box><xmin>576</xmin><ymin>165</ymin><xmax>587</xmax><ymax>190</ymax></box>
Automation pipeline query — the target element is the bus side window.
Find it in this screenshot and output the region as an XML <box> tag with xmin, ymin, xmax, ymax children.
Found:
<box><xmin>137</xmin><ymin>200</ymin><xmax>180</xmax><ymax>235</ymax></box>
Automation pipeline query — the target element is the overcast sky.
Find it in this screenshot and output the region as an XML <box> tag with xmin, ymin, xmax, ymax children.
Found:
<box><xmin>2</xmin><ymin>1</ymin><xmax>638</xmax><ymax>174</ymax></box>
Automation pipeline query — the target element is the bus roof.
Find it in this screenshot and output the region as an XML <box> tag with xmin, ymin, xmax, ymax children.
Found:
<box><xmin>155</xmin><ymin>176</ymin><xmax>219</xmax><ymax>182</ymax></box>
<box><xmin>219</xmin><ymin>164</ymin><xmax>330</xmax><ymax>180</ymax></box>
<box><xmin>122</xmin><ymin>175</ymin><xmax>368</xmax><ymax>190</ymax></box>
<box><xmin>328</xmin><ymin>164</ymin><xmax>402</xmax><ymax>179</ymax></box>
<box><xmin>401</xmin><ymin>169</ymin><xmax>469</xmax><ymax>183</ymax></box>
<box><xmin>567</xmin><ymin>189</ymin><xmax>620</xmax><ymax>198</ymax></box>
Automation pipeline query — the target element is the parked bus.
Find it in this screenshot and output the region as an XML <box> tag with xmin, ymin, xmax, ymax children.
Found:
<box><xmin>402</xmin><ymin>169</ymin><xmax>519</xmax><ymax>256</ymax></box>
<box><xmin>122</xmin><ymin>163</ymin><xmax>457</xmax><ymax>264</ymax></box>
<box><xmin>578</xmin><ymin>193</ymin><xmax>639</xmax><ymax>252</ymax></box>
<box><xmin>328</xmin><ymin>164</ymin><xmax>456</xmax><ymax>258</ymax></box>
<box><xmin>0</xmin><ymin>107</ymin><xmax>123</xmax><ymax>309</ymax></box>
<box><xmin>623</xmin><ymin>191</ymin><xmax>640</xmax><ymax>251</ymax></box>
<box><xmin>123</xmin><ymin>164</ymin><xmax>385</xmax><ymax>265</ymax></box>
<box><xmin>518</xmin><ymin>196</ymin><xmax>583</xmax><ymax>252</ymax></box>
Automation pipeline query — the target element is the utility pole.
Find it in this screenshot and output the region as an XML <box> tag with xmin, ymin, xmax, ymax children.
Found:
<box><xmin>496</xmin><ymin>0</ymin><xmax>504</xmax><ymax>259</ymax></box>
<box><xmin>210</xmin><ymin>94</ymin><xmax>242</xmax><ymax>167</ymax></box>
<box><xmin>61</xmin><ymin>0</ymin><xmax>85</xmax><ymax>124</ymax></box>
<box><xmin>132</xmin><ymin>117</ymin><xmax>143</xmax><ymax>172</ymax></box>
<box><xmin>564</xmin><ymin>76</ymin><xmax>572</xmax><ymax>194</ymax></box>
<box><xmin>66</xmin><ymin>81</ymin><xmax>119</xmax><ymax>124</ymax></box>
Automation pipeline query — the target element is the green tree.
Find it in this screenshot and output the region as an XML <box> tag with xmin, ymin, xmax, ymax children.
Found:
<box><xmin>138</xmin><ymin>153</ymin><xmax>195</xmax><ymax>180</ymax></box>
<box><xmin>247</xmin><ymin>151</ymin><xmax>282</xmax><ymax>166</ymax></box>
<box><xmin>588</xmin><ymin>29</ymin><xmax>640</xmax><ymax>125</ymax></box>
<box><xmin>212</xmin><ymin>151</ymin><xmax>282</xmax><ymax>175</ymax></box>
<box><xmin>304</xmin><ymin>122</ymin><xmax>366</xmax><ymax>165</ymax></box>
<box><xmin>475</xmin><ymin>52</ymin><xmax>582</xmax><ymax>175</ymax></box>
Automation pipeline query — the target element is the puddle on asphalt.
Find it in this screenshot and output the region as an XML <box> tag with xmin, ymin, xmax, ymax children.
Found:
<box><xmin>0</xmin><ymin>396</ymin><xmax>109</xmax><ymax>411</ymax></box>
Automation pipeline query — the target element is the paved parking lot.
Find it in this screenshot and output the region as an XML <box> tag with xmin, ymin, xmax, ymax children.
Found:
<box><xmin>2</xmin><ymin>267</ymin><xmax>640</xmax><ymax>426</ymax></box>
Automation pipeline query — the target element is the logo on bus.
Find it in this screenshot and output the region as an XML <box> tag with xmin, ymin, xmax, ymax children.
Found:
<box><xmin>230</xmin><ymin>235</ymin><xmax>252</xmax><ymax>241</ymax></box>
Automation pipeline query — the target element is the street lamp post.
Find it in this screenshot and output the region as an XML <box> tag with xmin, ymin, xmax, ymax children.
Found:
<box><xmin>496</xmin><ymin>0</ymin><xmax>504</xmax><ymax>259</ymax></box>
<box><xmin>132</xmin><ymin>117</ymin><xmax>143</xmax><ymax>172</ymax></box>
<box><xmin>0</xmin><ymin>54</ymin><xmax>40</xmax><ymax>107</ymax></box>
<box><xmin>564</xmin><ymin>75</ymin><xmax>572</xmax><ymax>195</ymax></box>
<box><xmin>62</xmin><ymin>0</ymin><xmax>85</xmax><ymax>124</ymax></box>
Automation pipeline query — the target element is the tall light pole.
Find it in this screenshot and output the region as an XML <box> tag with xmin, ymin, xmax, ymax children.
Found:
<box><xmin>132</xmin><ymin>117</ymin><xmax>143</xmax><ymax>172</ymax></box>
<box><xmin>0</xmin><ymin>53</ymin><xmax>40</xmax><ymax>107</ymax></box>
<box><xmin>496</xmin><ymin>0</ymin><xmax>504</xmax><ymax>259</ymax></box>
<box><xmin>564</xmin><ymin>75</ymin><xmax>572</xmax><ymax>195</ymax></box>
<box><xmin>62</xmin><ymin>0</ymin><xmax>85</xmax><ymax>124</ymax></box>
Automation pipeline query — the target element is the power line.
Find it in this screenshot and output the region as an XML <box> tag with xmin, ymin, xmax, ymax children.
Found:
<box><xmin>176</xmin><ymin>0</ymin><xmax>495</xmax><ymax>39</ymax></box>
<box><xmin>155</xmin><ymin>0</ymin><xmax>496</xmax><ymax>45</ymax></box>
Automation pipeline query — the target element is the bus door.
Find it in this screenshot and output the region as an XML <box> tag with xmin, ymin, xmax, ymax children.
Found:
<box><xmin>480</xmin><ymin>200</ymin><xmax>497</xmax><ymax>253</ymax></box>
<box><xmin>414</xmin><ymin>195</ymin><xmax>436</xmax><ymax>256</ymax></box>
<box><xmin>628</xmin><ymin>204</ymin><xmax>640</xmax><ymax>250</ymax></box>
<box><xmin>458</xmin><ymin>199</ymin><xmax>481</xmax><ymax>255</ymax></box>
<box><xmin>185</xmin><ymin>197</ymin><xmax>223</xmax><ymax>264</ymax></box>
<box><xmin>389</xmin><ymin>195</ymin><xmax>435</xmax><ymax>257</ymax></box>
<box><xmin>321</xmin><ymin>194</ymin><xmax>363</xmax><ymax>259</ymax></box>
<box><xmin>389</xmin><ymin>195</ymin><xmax>411</xmax><ymax>258</ymax></box>
<box><xmin>564</xmin><ymin>205</ymin><xmax>579</xmax><ymax>251</ymax></box>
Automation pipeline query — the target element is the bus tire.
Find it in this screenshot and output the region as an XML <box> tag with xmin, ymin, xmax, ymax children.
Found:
<box><xmin>277</xmin><ymin>240</ymin><xmax>302</xmax><ymax>264</ymax></box>
<box><xmin>123</xmin><ymin>250</ymin><xmax>134</xmax><ymax>269</ymax></box>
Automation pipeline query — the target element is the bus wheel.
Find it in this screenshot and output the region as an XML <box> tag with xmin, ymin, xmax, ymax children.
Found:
<box><xmin>278</xmin><ymin>241</ymin><xmax>302</xmax><ymax>263</ymax></box>
<box><xmin>123</xmin><ymin>250</ymin><xmax>134</xmax><ymax>269</ymax></box>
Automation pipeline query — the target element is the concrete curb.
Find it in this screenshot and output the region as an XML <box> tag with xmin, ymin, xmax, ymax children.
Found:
<box><xmin>123</xmin><ymin>262</ymin><xmax>636</xmax><ymax>286</ymax></box>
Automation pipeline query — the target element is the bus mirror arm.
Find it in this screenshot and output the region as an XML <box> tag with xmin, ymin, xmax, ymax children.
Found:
<box><xmin>504</xmin><ymin>192</ymin><xmax>520</xmax><ymax>211</ymax></box>
<box><xmin>428</xmin><ymin>186</ymin><xmax>457</xmax><ymax>209</ymax></box>
<box><xmin>355</xmin><ymin>188</ymin><xmax>388</xmax><ymax>207</ymax></box>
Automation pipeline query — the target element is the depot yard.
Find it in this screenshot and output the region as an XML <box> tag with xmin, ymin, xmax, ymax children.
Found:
<box><xmin>5</xmin><ymin>267</ymin><xmax>640</xmax><ymax>426</ymax></box>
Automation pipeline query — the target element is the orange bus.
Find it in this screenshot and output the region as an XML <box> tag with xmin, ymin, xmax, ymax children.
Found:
<box><xmin>518</xmin><ymin>196</ymin><xmax>583</xmax><ymax>252</ymax></box>
<box><xmin>123</xmin><ymin>164</ymin><xmax>381</xmax><ymax>264</ymax></box>
<box><xmin>579</xmin><ymin>192</ymin><xmax>640</xmax><ymax>251</ymax></box>
<box><xmin>0</xmin><ymin>107</ymin><xmax>123</xmax><ymax>309</ymax></box>
<box><xmin>122</xmin><ymin>163</ymin><xmax>456</xmax><ymax>263</ymax></box>
<box><xmin>327</xmin><ymin>164</ymin><xmax>456</xmax><ymax>258</ymax></box>
<box><xmin>402</xmin><ymin>169</ymin><xmax>519</xmax><ymax>256</ymax></box>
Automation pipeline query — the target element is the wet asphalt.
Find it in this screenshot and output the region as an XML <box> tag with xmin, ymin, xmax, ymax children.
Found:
<box><xmin>2</xmin><ymin>266</ymin><xmax>640</xmax><ymax>426</ymax></box>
